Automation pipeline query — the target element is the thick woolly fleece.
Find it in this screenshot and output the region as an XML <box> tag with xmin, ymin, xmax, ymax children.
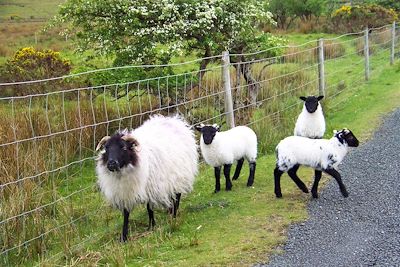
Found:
<box><xmin>96</xmin><ymin>115</ymin><xmax>198</xmax><ymax>211</ymax></box>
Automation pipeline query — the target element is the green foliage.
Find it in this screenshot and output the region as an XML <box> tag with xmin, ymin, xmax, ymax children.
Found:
<box><xmin>331</xmin><ymin>4</ymin><xmax>398</xmax><ymax>33</ymax></box>
<box><xmin>268</xmin><ymin>0</ymin><xmax>326</xmax><ymax>29</ymax></box>
<box><xmin>0</xmin><ymin>47</ymin><xmax>72</xmax><ymax>96</ymax></box>
<box><xmin>292</xmin><ymin>0</ymin><xmax>326</xmax><ymax>21</ymax></box>
<box><xmin>268</xmin><ymin>0</ymin><xmax>298</xmax><ymax>29</ymax></box>
<box><xmin>366</xmin><ymin>0</ymin><xmax>400</xmax><ymax>12</ymax></box>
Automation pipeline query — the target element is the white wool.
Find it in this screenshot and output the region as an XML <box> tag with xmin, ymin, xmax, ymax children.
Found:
<box><xmin>294</xmin><ymin>104</ymin><xmax>325</xmax><ymax>138</ymax></box>
<box><xmin>275</xmin><ymin>135</ymin><xmax>349</xmax><ymax>172</ymax></box>
<box><xmin>96</xmin><ymin>115</ymin><xmax>198</xmax><ymax>211</ymax></box>
<box><xmin>200</xmin><ymin>126</ymin><xmax>257</xmax><ymax>167</ymax></box>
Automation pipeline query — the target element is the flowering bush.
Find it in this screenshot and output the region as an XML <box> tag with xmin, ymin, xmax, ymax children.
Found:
<box><xmin>0</xmin><ymin>47</ymin><xmax>71</xmax><ymax>95</ymax></box>
<box><xmin>54</xmin><ymin>0</ymin><xmax>278</xmax><ymax>65</ymax></box>
<box><xmin>331</xmin><ymin>4</ymin><xmax>397</xmax><ymax>32</ymax></box>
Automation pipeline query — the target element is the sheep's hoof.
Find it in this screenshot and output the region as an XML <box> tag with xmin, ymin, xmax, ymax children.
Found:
<box><xmin>225</xmin><ymin>185</ymin><xmax>232</xmax><ymax>191</ymax></box>
<box><xmin>275</xmin><ymin>192</ymin><xmax>282</xmax><ymax>198</ymax></box>
<box><xmin>246</xmin><ymin>181</ymin><xmax>254</xmax><ymax>187</ymax></box>
<box><xmin>214</xmin><ymin>189</ymin><xmax>220</xmax><ymax>193</ymax></box>
<box><xmin>147</xmin><ymin>223</ymin><xmax>156</xmax><ymax>231</ymax></box>
<box><xmin>342</xmin><ymin>191</ymin><xmax>349</xmax><ymax>198</ymax></box>
<box><xmin>120</xmin><ymin>235</ymin><xmax>128</xmax><ymax>243</ymax></box>
<box><xmin>303</xmin><ymin>188</ymin><xmax>309</xmax><ymax>193</ymax></box>
<box><xmin>312</xmin><ymin>193</ymin><xmax>318</xmax><ymax>199</ymax></box>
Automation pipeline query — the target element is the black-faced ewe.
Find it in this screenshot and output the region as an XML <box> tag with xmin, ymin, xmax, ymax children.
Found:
<box><xmin>96</xmin><ymin>115</ymin><xmax>198</xmax><ymax>242</ymax></box>
<box><xmin>274</xmin><ymin>128</ymin><xmax>359</xmax><ymax>199</ymax></box>
<box><xmin>294</xmin><ymin>95</ymin><xmax>325</xmax><ymax>139</ymax></box>
<box><xmin>195</xmin><ymin>124</ymin><xmax>257</xmax><ymax>193</ymax></box>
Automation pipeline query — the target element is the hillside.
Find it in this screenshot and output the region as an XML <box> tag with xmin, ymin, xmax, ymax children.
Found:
<box><xmin>0</xmin><ymin>0</ymin><xmax>65</xmax><ymax>20</ymax></box>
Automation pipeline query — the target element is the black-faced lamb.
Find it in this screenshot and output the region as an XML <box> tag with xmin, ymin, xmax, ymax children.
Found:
<box><xmin>274</xmin><ymin>128</ymin><xmax>359</xmax><ymax>199</ymax></box>
<box><xmin>294</xmin><ymin>95</ymin><xmax>325</xmax><ymax>139</ymax></box>
<box><xmin>294</xmin><ymin>95</ymin><xmax>326</xmax><ymax>186</ymax></box>
<box><xmin>195</xmin><ymin>124</ymin><xmax>257</xmax><ymax>193</ymax></box>
<box><xmin>96</xmin><ymin>115</ymin><xmax>198</xmax><ymax>242</ymax></box>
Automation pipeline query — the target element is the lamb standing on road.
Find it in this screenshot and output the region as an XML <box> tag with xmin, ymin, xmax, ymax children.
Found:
<box><xmin>96</xmin><ymin>115</ymin><xmax>198</xmax><ymax>242</ymax></box>
<box><xmin>274</xmin><ymin>128</ymin><xmax>359</xmax><ymax>199</ymax></box>
<box><xmin>195</xmin><ymin>124</ymin><xmax>257</xmax><ymax>193</ymax></box>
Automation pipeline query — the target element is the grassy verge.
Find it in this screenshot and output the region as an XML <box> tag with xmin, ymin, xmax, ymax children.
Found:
<box><xmin>28</xmin><ymin>61</ymin><xmax>399</xmax><ymax>266</ymax></box>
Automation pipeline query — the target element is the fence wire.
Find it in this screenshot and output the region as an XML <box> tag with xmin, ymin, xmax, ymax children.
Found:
<box><xmin>0</xmin><ymin>24</ymin><xmax>398</xmax><ymax>265</ymax></box>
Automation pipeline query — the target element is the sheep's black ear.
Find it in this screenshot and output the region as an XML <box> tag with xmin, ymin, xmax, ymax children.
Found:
<box><xmin>299</xmin><ymin>96</ymin><xmax>307</xmax><ymax>101</ymax></box>
<box><xmin>194</xmin><ymin>124</ymin><xmax>203</xmax><ymax>132</ymax></box>
<box><xmin>212</xmin><ymin>124</ymin><xmax>221</xmax><ymax>131</ymax></box>
<box><xmin>317</xmin><ymin>95</ymin><xmax>324</xmax><ymax>101</ymax></box>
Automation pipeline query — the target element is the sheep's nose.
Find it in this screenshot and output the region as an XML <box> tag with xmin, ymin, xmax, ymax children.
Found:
<box><xmin>107</xmin><ymin>160</ymin><xmax>119</xmax><ymax>172</ymax></box>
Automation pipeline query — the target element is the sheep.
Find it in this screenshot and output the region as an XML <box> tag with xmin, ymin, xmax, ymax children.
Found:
<box><xmin>274</xmin><ymin>128</ymin><xmax>359</xmax><ymax>199</ymax></box>
<box><xmin>294</xmin><ymin>95</ymin><xmax>325</xmax><ymax>139</ymax></box>
<box><xmin>294</xmin><ymin>95</ymin><xmax>326</xmax><ymax>185</ymax></box>
<box><xmin>195</xmin><ymin>124</ymin><xmax>257</xmax><ymax>193</ymax></box>
<box><xmin>95</xmin><ymin>115</ymin><xmax>198</xmax><ymax>242</ymax></box>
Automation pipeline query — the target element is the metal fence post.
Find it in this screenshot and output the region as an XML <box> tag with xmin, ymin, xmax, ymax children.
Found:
<box><xmin>390</xmin><ymin>21</ymin><xmax>396</xmax><ymax>65</ymax></box>
<box><xmin>318</xmin><ymin>38</ymin><xmax>325</xmax><ymax>96</ymax></box>
<box><xmin>221</xmin><ymin>51</ymin><xmax>235</xmax><ymax>129</ymax></box>
<box><xmin>364</xmin><ymin>27</ymin><xmax>370</xmax><ymax>81</ymax></box>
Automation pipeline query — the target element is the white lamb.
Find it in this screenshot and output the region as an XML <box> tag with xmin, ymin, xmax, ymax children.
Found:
<box><xmin>195</xmin><ymin>124</ymin><xmax>257</xmax><ymax>192</ymax></box>
<box><xmin>96</xmin><ymin>115</ymin><xmax>198</xmax><ymax>242</ymax></box>
<box><xmin>294</xmin><ymin>95</ymin><xmax>325</xmax><ymax>139</ymax></box>
<box><xmin>274</xmin><ymin>128</ymin><xmax>359</xmax><ymax>199</ymax></box>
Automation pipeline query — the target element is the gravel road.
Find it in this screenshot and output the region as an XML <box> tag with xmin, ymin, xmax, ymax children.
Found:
<box><xmin>258</xmin><ymin>108</ymin><xmax>400</xmax><ymax>267</ymax></box>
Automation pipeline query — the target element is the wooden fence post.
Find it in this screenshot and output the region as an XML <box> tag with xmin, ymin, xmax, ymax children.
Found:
<box><xmin>364</xmin><ymin>27</ymin><xmax>370</xmax><ymax>81</ymax></box>
<box><xmin>222</xmin><ymin>51</ymin><xmax>235</xmax><ymax>129</ymax></box>
<box><xmin>318</xmin><ymin>38</ymin><xmax>325</xmax><ymax>96</ymax></box>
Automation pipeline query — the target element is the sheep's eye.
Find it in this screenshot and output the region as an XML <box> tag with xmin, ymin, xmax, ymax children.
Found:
<box><xmin>122</xmin><ymin>146</ymin><xmax>127</xmax><ymax>151</ymax></box>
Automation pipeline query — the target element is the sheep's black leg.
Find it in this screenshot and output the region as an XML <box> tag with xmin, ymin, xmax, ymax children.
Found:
<box><xmin>287</xmin><ymin>164</ymin><xmax>309</xmax><ymax>193</ymax></box>
<box><xmin>274</xmin><ymin>167</ymin><xmax>284</xmax><ymax>198</ymax></box>
<box><xmin>232</xmin><ymin>158</ymin><xmax>244</xmax><ymax>180</ymax></box>
<box><xmin>311</xmin><ymin>170</ymin><xmax>322</xmax><ymax>198</ymax></box>
<box><xmin>323</xmin><ymin>168</ymin><xmax>349</xmax><ymax>197</ymax></box>
<box><xmin>147</xmin><ymin>203</ymin><xmax>156</xmax><ymax>230</ymax></box>
<box><xmin>214</xmin><ymin>166</ymin><xmax>221</xmax><ymax>193</ymax></box>
<box><xmin>173</xmin><ymin>193</ymin><xmax>181</xmax><ymax>218</ymax></box>
<box><xmin>224</xmin><ymin>164</ymin><xmax>232</xmax><ymax>191</ymax></box>
<box><xmin>121</xmin><ymin>208</ymin><xmax>130</xmax><ymax>242</ymax></box>
<box><xmin>247</xmin><ymin>161</ymin><xmax>256</xmax><ymax>187</ymax></box>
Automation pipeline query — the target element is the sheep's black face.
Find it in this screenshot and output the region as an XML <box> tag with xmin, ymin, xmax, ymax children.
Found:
<box><xmin>342</xmin><ymin>129</ymin><xmax>359</xmax><ymax>147</ymax></box>
<box><xmin>101</xmin><ymin>134</ymin><xmax>138</xmax><ymax>172</ymax></box>
<box><xmin>300</xmin><ymin>95</ymin><xmax>324</xmax><ymax>113</ymax></box>
<box><xmin>195</xmin><ymin>124</ymin><xmax>220</xmax><ymax>145</ymax></box>
<box><xmin>335</xmin><ymin>129</ymin><xmax>359</xmax><ymax>147</ymax></box>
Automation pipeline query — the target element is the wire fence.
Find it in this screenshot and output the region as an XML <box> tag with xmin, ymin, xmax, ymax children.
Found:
<box><xmin>0</xmin><ymin>23</ymin><xmax>399</xmax><ymax>265</ymax></box>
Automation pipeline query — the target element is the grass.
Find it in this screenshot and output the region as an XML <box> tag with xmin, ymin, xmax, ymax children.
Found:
<box><xmin>36</xmin><ymin>60</ymin><xmax>400</xmax><ymax>266</ymax></box>
<box><xmin>1</xmin><ymin>37</ymin><xmax>399</xmax><ymax>265</ymax></box>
